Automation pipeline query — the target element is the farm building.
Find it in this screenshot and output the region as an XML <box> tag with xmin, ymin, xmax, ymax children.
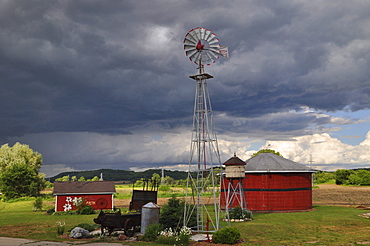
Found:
<box><xmin>53</xmin><ymin>181</ymin><xmax>116</xmax><ymax>212</ymax></box>
<box><xmin>220</xmin><ymin>153</ymin><xmax>315</xmax><ymax>212</ymax></box>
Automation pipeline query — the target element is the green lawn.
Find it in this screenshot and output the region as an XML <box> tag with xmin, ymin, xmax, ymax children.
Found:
<box><xmin>0</xmin><ymin>200</ymin><xmax>97</xmax><ymax>241</ymax></box>
<box><xmin>1</xmin><ymin>196</ymin><xmax>370</xmax><ymax>245</ymax></box>
<box><xmin>237</xmin><ymin>206</ymin><xmax>370</xmax><ymax>245</ymax></box>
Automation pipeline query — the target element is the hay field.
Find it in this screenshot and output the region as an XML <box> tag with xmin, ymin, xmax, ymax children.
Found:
<box><xmin>313</xmin><ymin>184</ymin><xmax>370</xmax><ymax>207</ymax></box>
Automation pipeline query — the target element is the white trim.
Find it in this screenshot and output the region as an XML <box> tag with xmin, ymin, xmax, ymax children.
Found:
<box><xmin>54</xmin><ymin>192</ymin><xmax>115</xmax><ymax>195</ymax></box>
<box><xmin>244</xmin><ymin>170</ymin><xmax>316</xmax><ymax>173</ymax></box>
<box><xmin>220</xmin><ymin>170</ymin><xmax>316</xmax><ymax>176</ymax></box>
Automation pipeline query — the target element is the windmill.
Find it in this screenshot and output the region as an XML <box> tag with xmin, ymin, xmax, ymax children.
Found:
<box><xmin>183</xmin><ymin>27</ymin><xmax>228</xmax><ymax>233</ymax></box>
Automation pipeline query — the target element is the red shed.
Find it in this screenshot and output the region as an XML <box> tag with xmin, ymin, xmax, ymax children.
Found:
<box><xmin>53</xmin><ymin>181</ymin><xmax>116</xmax><ymax>212</ymax></box>
<box><xmin>221</xmin><ymin>153</ymin><xmax>315</xmax><ymax>212</ymax></box>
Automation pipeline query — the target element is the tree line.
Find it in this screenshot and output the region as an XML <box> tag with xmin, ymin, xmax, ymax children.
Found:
<box><xmin>49</xmin><ymin>168</ymin><xmax>190</xmax><ymax>183</ymax></box>
<box><xmin>314</xmin><ymin>169</ymin><xmax>370</xmax><ymax>186</ymax></box>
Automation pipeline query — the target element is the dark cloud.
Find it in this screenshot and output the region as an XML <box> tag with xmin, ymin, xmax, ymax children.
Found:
<box><xmin>2</xmin><ymin>0</ymin><xmax>370</xmax><ymax>175</ymax></box>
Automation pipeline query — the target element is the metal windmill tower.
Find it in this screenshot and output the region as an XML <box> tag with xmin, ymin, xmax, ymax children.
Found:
<box><xmin>182</xmin><ymin>27</ymin><xmax>228</xmax><ymax>232</ymax></box>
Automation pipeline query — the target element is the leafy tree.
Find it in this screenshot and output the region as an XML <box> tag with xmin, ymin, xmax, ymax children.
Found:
<box><xmin>346</xmin><ymin>170</ymin><xmax>370</xmax><ymax>186</ymax></box>
<box><xmin>334</xmin><ymin>169</ymin><xmax>354</xmax><ymax>185</ymax></box>
<box><xmin>134</xmin><ymin>173</ymin><xmax>161</xmax><ymax>189</ymax></box>
<box><xmin>0</xmin><ymin>143</ymin><xmax>46</xmax><ymax>200</ymax></box>
<box><xmin>163</xmin><ymin>176</ymin><xmax>175</xmax><ymax>186</ymax></box>
<box><xmin>314</xmin><ymin>171</ymin><xmax>335</xmax><ymax>184</ymax></box>
<box><xmin>91</xmin><ymin>176</ymin><xmax>100</xmax><ymax>181</ymax></box>
<box><xmin>347</xmin><ymin>173</ymin><xmax>362</xmax><ymax>185</ymax></box>
<box><xmin>251</xmin><ymin>149</ymin><xmax>283</xmax><ymax>158</ymax></box>
<box><xmin>55</xmin><ymin>175</ymin><xmax>69</xmax><ymax>182</ymax></box>
<box><xmin>78</xmin><ymin>176</ymin><xmax>86</xmax><ymax>181</ymax></box>
<box><xmin>355</xmin><ymin>170</ymin><xmax>370</xmax><ymax>185</ymax></box>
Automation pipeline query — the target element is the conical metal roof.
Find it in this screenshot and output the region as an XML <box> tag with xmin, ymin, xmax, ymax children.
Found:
<box><xmin>223</xmin><ymin>154</ymin><xmax>246</xmax><ymax>166</ymax></box>
<box><xmin>246</xmin><ymin>153</ymin><xmax>315</xmax><ymax>173</ymax></box>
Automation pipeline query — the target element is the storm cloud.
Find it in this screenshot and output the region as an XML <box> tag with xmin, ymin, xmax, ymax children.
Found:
<box><xmin>2</xmin><ymin>0</ymin><xmax>370</xmax><ymax>176</ymax></box>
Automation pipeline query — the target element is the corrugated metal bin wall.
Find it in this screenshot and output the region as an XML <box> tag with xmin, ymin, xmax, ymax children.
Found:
<box><xmin>141</xmin><ymin>202</ymin><xmax>160</xmax><ymax>234</ymax></box>
<box><xmin>221</xmin><ymin>172</ymin><xmax>313</xmax><ymax>212</ymax></box>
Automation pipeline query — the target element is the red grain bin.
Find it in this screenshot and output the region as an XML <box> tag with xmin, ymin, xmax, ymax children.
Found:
<box><xmin>220</xmin><ymin>153</ymin><xmax>315</xmax><ymax>212</ymax></box>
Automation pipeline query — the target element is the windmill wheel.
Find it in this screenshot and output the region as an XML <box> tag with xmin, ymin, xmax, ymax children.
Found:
<box><xmin>184</xmin><ymin>27</ymin><xmax>228</xmax><ymax>66</ymax></box>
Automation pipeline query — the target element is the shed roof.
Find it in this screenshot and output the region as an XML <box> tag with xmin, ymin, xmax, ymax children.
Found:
<box><xmin>246</xmin><ymin>153</ymin><xmax>315</xmax><ymax>173</ymax></box>
<box><xmin>53</xmin><ymin>181</ymin><xmax>116</xmax><ymax>195</ymax></box>
<box><xmin>223</xmin><ymin>154</ymin><xmax>246</xmax><ymax>166</ymax></box>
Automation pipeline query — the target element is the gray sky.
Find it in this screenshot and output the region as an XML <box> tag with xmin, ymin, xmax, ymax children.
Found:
<box><xmin>2</xmin><ymin>0</ymin><xmax>370</xmax><ymax>177</ymax></box>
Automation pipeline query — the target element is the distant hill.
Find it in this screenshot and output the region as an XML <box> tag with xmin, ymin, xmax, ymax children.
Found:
<box><xmin>48</xmin><ymin>168</ymin><xmax>190</xmax><ymax>183</ymax></box>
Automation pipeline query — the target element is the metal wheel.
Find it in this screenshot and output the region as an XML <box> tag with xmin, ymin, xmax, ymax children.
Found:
<box><xmin>124</xmin><ymin>219</ymin><xmax>135</xmax><ymax>237</ymax></box>
<box><xmin>184</xmin><ymin>27</ymin><xmax>228</xmax><ymax>65</ymax></box>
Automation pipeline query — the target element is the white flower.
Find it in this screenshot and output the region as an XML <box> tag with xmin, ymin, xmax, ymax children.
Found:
<box><xmin>160</xmin><ymin>228</ymin><xmax>175</xmax><ymax>237</ymax></box>
<box><xmin>72</xmin><ymin>197</ymin><xmax>82</xmax><ymax>205</ymax></box>
<box><xmin>55</xmin><ymin>221</ymin><xmax>65</xmax><ymax>227</ymax></box>
<box><xmin>63</xmin><ymin>203</ymin><xmax>72</xmax><ymax>211</ymax></box>
<box><xmin>66</xmin><ymin>197</ymin><xmax>72</xmax><ymax>203</ymax></box>
<box><xmin>179</xmin><ymin>226</ymin><xmax>192</xmax><ymax>236</ymax></box>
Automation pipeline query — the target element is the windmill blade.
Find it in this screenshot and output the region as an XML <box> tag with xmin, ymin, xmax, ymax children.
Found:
<box><xmin>200</xmin><ymin>52</ymin><xmax>209</xmax><ymax>64</ymax></box>
<box><xmin>208</xmin><ymin>38</ymin><xmax>220</xmax><ymax>45</ymax></box>
<box><xmin>193</xmin><ymin>52</ymin><xmax>202</xmax><ymax>64</ymax></box>
<box><xmin>192</xmin><ymin>27</ymin><xmax>201</xmax><ymax>41</ymax></box>
<box><xmin>206</xmin><ymin>33</ymin><xmax>217</xmax><ymax>43</ymax></box>
<box><xmin>188</xmin><ymin>30</ymin><xmax>200</xmax><ymax>43</ymax></box>
<box><xmin>204</xmin><ymin>52</ymin><xmax>216</xmax><ymax>64</ymax></box>
<box><xmin>184</xmin><ymin>44</ymin><xmax>196</xmax><ymax>51</ymax></box>
<box><xmin>189</xmin><ymin>50</ymin><xmax>201</xmax><ymax>62</ymax></box>
<box><xmin>185</xmin><ymin>32</ymin><xmax>198</xmax><ymax>43</ymax></box>
<box><xmin>184</xmin><ymin>37</ymin><xmax>196</xmax><ymax>45</ymax></box>
<box><xmin>209</xmin><ymin>47</ymin><xmax>222</xmax><ymax>54</ymax></box>
<box><xmin>204</xmin><ymin>29</ymin><xmax>212</xmax><ymax>41</ymax></box>
<box><xmin>207</xmin><ymin>50</ymin><xmax>219</xmax><ymax>60</ymax></box>
<box><xmin>199</xmin><ymin>27</ymin><xmax>206</xmax><ymax>40</ymax></box>
<box><xmin>186</xmin><ymin>49</ymin><xmax>198</xmax><ymax>58</ymax></box>
<box><xmin>208</xmin><ymin>49</ymin><xmax>220</xmax><ymax>59</ymax></box>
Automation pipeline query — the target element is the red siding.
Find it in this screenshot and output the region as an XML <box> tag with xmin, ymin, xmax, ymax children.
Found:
<box><xmin>220</xmin><ymin>173</ymin><xmax>312</xmax><ymax>212</ymax></box>
<box><xmin>55</xmin><ymin>194</ymin><xmax>113</xmax><ymax>212</ymax></box>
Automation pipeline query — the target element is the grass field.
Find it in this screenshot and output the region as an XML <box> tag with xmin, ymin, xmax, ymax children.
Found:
<box><xmin>1</xmin><ymin>184</ymin><xmax>370</xmax><ymax>245</ymax></box>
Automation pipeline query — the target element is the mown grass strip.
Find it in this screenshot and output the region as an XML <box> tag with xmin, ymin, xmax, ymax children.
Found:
<box><xmin>1</xmin><ymin>199</ymin><xmax>370</xmax><ymax>245</ymax></box>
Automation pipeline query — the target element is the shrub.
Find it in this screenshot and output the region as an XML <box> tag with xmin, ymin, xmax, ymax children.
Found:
<box><xmin>229</xmin><ymin>206</ymin><xmax>253</xmax><ymax>220</ymax></box>
<box><xmin>212</xmin><ymin>227</ymin><xmax>241</xmax><ymax>244</ymax></box>
<box><xmin>32</xmin><ymin>196</ymin><xmax>43</xmax><ymax>211</ymax></box>
<box><xmin>159</xmin><ymin>195</ymin><xmax>196</xmax><ymax>231</ymax></box>
<box><xmin>142</xmin><ymin>223</ymin><xmax>163</xmax><ymax>241</ymax></box>
<box><xmin>79</xmin><ymin>205</ymin><xmax>95</xmax><ymax>215</ymax></box>
<box><xmin>46</xmin><ymin>208</ymin><xmax>55</xmax><ymax>215</ymax></box>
